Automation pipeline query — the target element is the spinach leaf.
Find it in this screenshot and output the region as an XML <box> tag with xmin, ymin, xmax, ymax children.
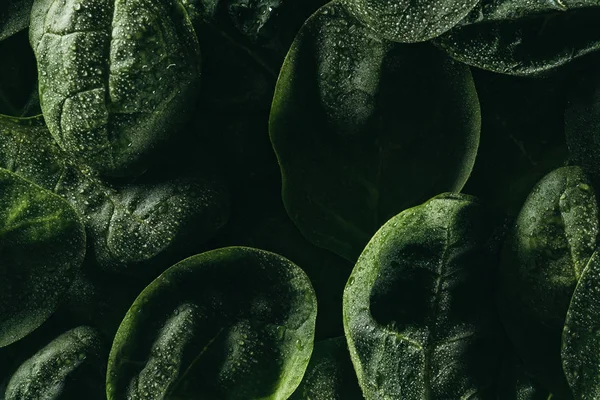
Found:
<box><xmin>0</xmin><ymin>0</ymin><xmax>33</xmax><ymax>41</ymax></box>
<box><xmin>498</xmin><ymin>166</ymin><xmax>598</xmax><ymax>398</ymax></box>
<box><xmin>270</xmin><ymin>0</ymin><xmax>481</xmax><ymax>261</ymax></box>
<box><xmin>106</xmin><ymin>246</ymin><xmax>317</xmax><ymax>399</ymax></box>
<box><xmin>290</xmin><ymin>337</ymin><xmax>362</xmax><ymax>399</ymax></box>
<box><xmin>0</xmin><ymin>168</ymin><xmax>86</xmax><ymax>348</ymax></box>
<box><xmin>29</xmin><ymin>0</ymin><xmax>202</xmax><ymax>176</ymax></box>
<box><xmin>434</xmin><ymin>0</ymin><xmax>600</xmax><ymax>76</ymax></box>
<box><xmin>0</xmin><ymin>115</ymin><xmax>229</xmax><ymax>272</ymax></box>
<box><xmin>343</xmin><ymin>193</ymin><xmax>501</xmax><ymax>399</ymax></box>
<box><xmin>565</xmin><ymin>63</ymin><xmax>600</xmax><ymax>182</ymax></box>
<box><xmin>342</xmin><ymin>0</ymin><xmax>478</xmax><ymax>43</ymax></box>
<box><xmin>562</xmin><ymin>250</ymin><xmax>600</xmax><ymax>399</ymax></box>
<box><xmin>4</xmin><ymin>326</ymin><xmax>105</xmax><ymax>400</ymax></box>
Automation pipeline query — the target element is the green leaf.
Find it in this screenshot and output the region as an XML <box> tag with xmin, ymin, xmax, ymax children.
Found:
<box><xmin>290</xmin><ymin>337</ymin><xmax>362</xmax><ymax>399</ymax></box>
<box><xmin>29</xmin><ymin>0</ymin><xmax>202</xmax><ymax>176</ymax></box>
<box><xmin>270</xmin><ymin>0</ymin><xmax>480</xmax><ymax>261</ymax></box>
<box><xmin>498</xmin><ymin>166</ymin><xmax>598</xmax><ymax>398</ymax></box>
<box><xmin>106</xmin><ymin>246</ymin><xmax>317</xmax><ymax>400</ymax></box>
<box><xmin>342</xmin><ymin>0</ymin><xmax>478</xmax><ymax>43</ymax></box>
<box><xmin>0</xmin><ymin>115</ymin><xmax>229</xmax><ymax>272</ymax></box>
<box><xmin>497</xmin><ymin>351</ymin><xmax>553</xmax><ymax>400</ymax></box>
<box><xmin>562</xmin><ymin>250</ymin><xmax>600</xmax><ymax>399</ymax></box>
<box><xmin>5</xmin><ymin>326</ymin><xmax>105</xmax><ymax>399</ymax></box>
<box><xmin>0</xmin><ymin>0</ymin><xmax>33</xmax><ymax>41</ymax></box>
<box><xmin>343</xmin><ymin>193</ymin><xmax>501</xmax><ymax>399</ymax></box>
<box><xmin>434</xmin><ymin>0</ymin><xmax>600</xmax><ymax>76</ymax></box>
<box><xmin>0</xmin><ymin>168</ymin><xmax>85</xmax><ymax>347</ymax></box>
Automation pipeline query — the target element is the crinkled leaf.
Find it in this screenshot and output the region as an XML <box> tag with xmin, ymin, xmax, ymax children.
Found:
<box><xmin>342</xmin><ymin>0</ymin><xmax>478</xmax><ymax>43</ymax></box>
<box><xmin>106</xmin><ymin>246</ymin><xmax>317</xmax><ymax>400</ymax></box>
<box><xmin>5</xmin><ymin>326</ymin><xmax>105</xmax><ymax>400</ymax></box>
<box><xmin>0</xmin><ymin>115</ymin><xmax>229</xmax><ymax>272</ymax></box>
<box><xmin>562</xmin><ymin>250</ymin><xmax>600</xmax><ymax>399</ymax></box>
<box><xmin>0</xmin><ymin>168</ymin><xmax>85</xmax><ymax>347</ymax></box>
<box><xmin>343</xmin><ymin>193</ymin><xmax>501</xmax><ymax>399</ymax></box>
<box><xmin>270</xmin><ymin>1</ymin><xmax>480</xmax><ymax>261</ymax></box>
<box><xmin>0</xmin><ymin>0</ymin><xmax>33</xmax><ymax>41</ymax></box>
<box><xmin>498</xmin><ymin>166</ymin><xmax>598</xmax><ymax>398</ymax></box>
<box><xmin>290</xmin><ymin>337</ymin><xmax>362</xmax><ymax>400</ymax></box>
<box><xmin>29</xmin><ymin>0</ymin><xmax>202</xmax><ymax>176</ymax></box>
<box><xmin>434</xmin><ymin>0</ymin><xmax>600</xmax><ymax>76</ymax></box>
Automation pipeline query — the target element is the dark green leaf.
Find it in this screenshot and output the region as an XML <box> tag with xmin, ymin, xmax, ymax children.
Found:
<box><xmin>497</xmin><ymin>351</ymin><xmax>553</xmax><ymax>400</ymax></box>
<box><xmin>562</xmin><ymin>250</ymin><xmax>600</xmax><ymax>399</ymax></box>
<box><xmin>290</xmin><ymin>337</ymin><xmax>362</xmax><ymax>399</ymax></box>
<box><xmin>106</xmin><ymin>246</ymin><xmax>317</xmax><ymax>399</ymax></box>
<box><xmin>343</xmin><ymin>0</ymin><xmax>478</xmax><ymax>43</ymax></box>
<box><xmin>343</xmin><ymin>193</ymin><xmax>501</xmax><ymax>399</ymax></box>
<box><xmin>0</xmin><ymin>168</ymin><xmax>85</xmax><ymax>347</ymax></box>
<box><xmin>434</xmin><ymin>0</ymin><xmax>600</xmax><ymax>76</ymax></box>
<box><xmin>0</xmin><ymin>0</ymin><xmax>33</xmax><ymax>41</ymax></box>
<box><xmin>270</xmin><ymin>0</ymin><xmax>480</xmax><ymax>261</ymax></box>
<box><xmin>498</xmin><ymin>166</ymin><xmax>598</xmax><ymax>398</ymax></box>
<box><xmin>0</xmin><ymin>115</ymin><xmax>229</xmax><ymax>272</ymax></box>
<box><xmin>4</xmin><ymin>326</ymin><xmax>105</xmax><ymax>400</ymax></box>
<box><xmin>29</xmin><ymin>0</ymin><xmax>202</xmax><ymax>176</ymax></box>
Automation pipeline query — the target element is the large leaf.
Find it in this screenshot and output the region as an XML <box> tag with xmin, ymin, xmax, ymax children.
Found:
<box><xmin>342</xmin><ymin>0</ymin><xmax>478</xmax><ymax>43</ymax></box>
<box><xmin>4</xmin><ymin>326</ymin><xmax>105</xmax><ymax>399</ymax></box>
<box><xmin>0</xmin><ymin>168</ymin><xmax>85</xmax><ymax>347</ymax></box>
<box><xmin>434</xmin><ymin>0</ymin><xmax>600</xmax><ymax>76</ymax></box>
<box><xmin>562</xmin><ymin>250</ymin><xmax>600</xmax><ymax>399</ymax></box>
<box><xmin>106</xmin><ymin>246</ymin><xmax>317</xmax><ymax>400</ymax></box>
<box><xmin>270</xmin><ymin>0</ymin><xmax>480</xmax><ymax>261</ymax></box>
<box><xmin>29</xmin><ymin>0</ymin><xmax>201</xmax><ymax>176</ymax></box>
<box><xmin>343</xmin><ymin>193</ymin><xmax>501</xmax><ymax>399</ymax></box>
<box><xmin>290</xmin><ymin>337</ymin><xmax>362</xmax><ymax>399</ymax></box>
<box><xmin>0</xmin><ymin>115</ymin><xmax>229</xmax><ymax>272</ymax></box>
<box><xmin>498</xmin><ymin>166</ymin><xmax>598</xmax><ymax>398</ymax></box>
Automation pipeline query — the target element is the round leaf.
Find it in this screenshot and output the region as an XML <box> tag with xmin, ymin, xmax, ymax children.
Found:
<box><xmin>270</xmin><ymin>0</ymin><xmax>480</xmax><ymax>261</ymax></box>
<box><xmin>343</xmin><ymin>193</ymin><xmax>501</xmax><ymax>399</ymax></box>
<box><xmin>107</xmin><ymin>246</ymin><xmax>317</xmax><ymax>400</ymax></box>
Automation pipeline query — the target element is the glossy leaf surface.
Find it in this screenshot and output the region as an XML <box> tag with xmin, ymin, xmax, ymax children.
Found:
<box><xmin>270</xmin><ymin>1</ymin><xmax>480</xmax><ymax>261</ymax></box>
<box><xmin>29</xmin><ymin>0</ymin><xmax>201</xmax><ymax>176</ymax></box>
<box><xmin>0</xmin><ymin>115</ymin><xmax>229</xmax><ymax>271</ymax></box>
<box><xmin>0</xmin><ymin>168</ymin><xmax>85</xmax><ymax>347</ymax></box>
<box><xmin>343</xmin><ymin>193</ymin><xmax>500</xmax><ymax>399</ymax></box>
<box><xmin>498</xmin><ymin>166</ymin><xmax>598</xmax><ymax>398</ymax></box>
<box><xmin>107</xmin><ymin>246</ymin><xmax>317</xmax><ymax>400</ymax></box>
<box><xmin>434</xmin><ymin>0</ymin><xmax>600</xmax><ymax>76</ymax></box>
<box><xmin>5</xmin><ymin>326</ymin><xmax>105</xmax><ymax>399</ymax></box>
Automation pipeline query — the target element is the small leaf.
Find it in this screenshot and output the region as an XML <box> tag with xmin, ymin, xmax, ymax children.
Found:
<box><xmin>343</xmin><ymin>193</ymin><xmax>501</xmax><ymax>399</ymax></box>
<box><xmin>434</xmin><ymin>0</ymin><xmax>600</xmax><ymax>76</ymax></box>
<box><xmin>270</xmin><ymin>0</ymin><xmax>480</xmax><ymax>261</ymax></box>
<box><xmin>107</xmin><ymin>246</ymin><xmax>317</xmax><ymax>400</ymax></box>
<box><xmin>0</xmin><ymin>168</ymin><xmax>85</xmax><ymax>347</ymax></box>
<box><xmin>290</xmin><ymin>337</ymin><xmax>362</xmax><ymax>399</ymax></box>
